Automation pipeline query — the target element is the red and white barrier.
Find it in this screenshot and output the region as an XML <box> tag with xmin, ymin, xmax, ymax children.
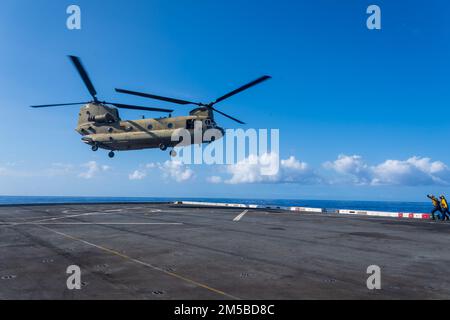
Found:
<box><xmin>176</xmin><ymin>201</ymin><xmax>324</xmax><ymax>213</ymax></box>
<box><xmin>337</xmin><ymin>209</ymin><xmax>430</xmax><ymax>220</ymax></box>
<box><xmin>175</xmin><ymin>202</ymin><xmax>430</xmax><ymax>220</ymax></box>
<box><xmin>178</xmin><ymin>201</ymin><xmax>260</xmax><ymax>209</ymax></box>
<box><xmin>290</xmin><ymin>206</ymin><xmax>323</xmax><ymax>213</ymax></box>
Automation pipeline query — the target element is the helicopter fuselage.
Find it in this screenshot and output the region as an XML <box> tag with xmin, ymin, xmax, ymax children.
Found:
<box><xmin>76</xmin><ymin>103</ymin><xmax>224</xmax><ymax>152</ymax></box>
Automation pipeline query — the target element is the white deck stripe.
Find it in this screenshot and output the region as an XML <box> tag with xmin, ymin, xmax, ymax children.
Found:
<box><xmin>31</xmin><ymin>211</ymin><xmax>119</xmax><ymax>223</ymax></box>
<box><xmin>233</xmin><ymin>210</ymin><xmax>249</xmax><ymax>222</ymax></box>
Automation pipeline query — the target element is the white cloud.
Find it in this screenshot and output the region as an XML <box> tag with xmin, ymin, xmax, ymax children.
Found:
<box><xmin>78</xmin><ymin>161</ymin><xmax>110</xmax><ymax>179</ymax></box>
<box><xmin>129</xmin><ymin>170</ymin><xmax>147</xmax><ymax>181</ymax></box>
<box><xmin>159</xmin><ymin>160</ymin><xmax>194</xmax><ymax>182</ymax></box>
<box><xmin>323</xmin><ymin>155</ymin><xmax>371</xmax><ymax>185</ymax></box>
<box><xmin>207</xmin><ymin>153</ymin><xmax>450</xmax><ymax>186</ymax></box>
<box><xmin>129</xmin><ymin>160</ymin><xmax>195</xmax><ymax>182</ymax></box>
<box><xmin>207</xmin><ymin>176</ymin><xmax>222</xmax><ymax>184</ymax></box>
<box><xmin>45</xmin><ymin>163</ymin><xmax>75</xmax><ymax>177</ymax></box>
<box><xmin>372</xmin><ymin>157</ymin><xmax>450</xmax><ymax>186</ymax></box>
<box><xmin>325</xmin><ymin>155</ymin><xmax>450</xmax><ymax>186</ymax></box>
<box><xmin>0</xmin><ymin>162</ymin><xmax>109</xmax><ymax>179</ymax></box>
<box><xmin>280</xmin><ymin>156</ymin><xmax>317</xmax><ymax>183</ymax></box>
<box><xmin>223</xmin><ymin>153</ymin><xmax>319</xmax><ymax>184</ymax></box>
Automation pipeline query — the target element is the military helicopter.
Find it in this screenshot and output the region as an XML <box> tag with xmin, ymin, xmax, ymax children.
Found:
<box><xmin>31</xmin><ymin>56</ymin><xmax>271</xmax><ymax>158</ymax></box>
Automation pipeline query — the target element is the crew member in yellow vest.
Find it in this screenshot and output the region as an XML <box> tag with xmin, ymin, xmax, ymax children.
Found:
<box><xmin>427</xmin><ymin>194</ymin><xmax>444</xmax><ymax>221</ymax></box>
<box><xmin>440</xmin><ymin>195</ymin><xmax>450</xmax><ymax>221</ymax></box>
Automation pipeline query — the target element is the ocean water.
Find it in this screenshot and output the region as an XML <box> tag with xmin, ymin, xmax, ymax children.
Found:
<box><xmin>0</xmin><ymin>196</ymin><xmax>431</xmax><ymax>214</ymax></box>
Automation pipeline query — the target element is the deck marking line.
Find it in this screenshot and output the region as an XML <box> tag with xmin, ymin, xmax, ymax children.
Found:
<box><xmin>233</xmin><ymin>210</ymin><xmax>249</xmax><ymax>222</ymax></box>
<box><xmin>31</xmin><ymin>211</ymin><xmax>119</xmax><ymax>224</ymax></box>
<box><xmin>36</xmin><ymin>224</ymin><xmax>239</xmax><ymax>300</ymax></box>
<box><xmin>0</xmin><ymin>222</ymin><xmax>183</xmax><ymax>226</ymax></box>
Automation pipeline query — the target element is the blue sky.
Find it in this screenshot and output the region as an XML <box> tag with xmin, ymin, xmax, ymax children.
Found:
<box><xmin>0</xmin><ymin>0</ymin><xmax>449</xmax><ymax>201</ymax></box>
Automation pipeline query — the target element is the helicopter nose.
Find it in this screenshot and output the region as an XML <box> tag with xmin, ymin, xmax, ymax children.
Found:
<box><xmin>217</xmin><ymin>127</ymin><xmax>225</xmax><ymax>136</ymax></box>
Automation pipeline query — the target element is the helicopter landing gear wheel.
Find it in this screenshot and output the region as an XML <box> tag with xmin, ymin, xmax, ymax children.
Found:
<box><xmin>91</xmin><ymin>144</ymin><xmax>99</xmax><ymax>152</ymax></box>
<box><xmin>159</xmin><ymin>144</ymin><xmax>167</xmax><ymax>151</ymax></box>
<box><xmin>170</xmin><ymin>149</ymin><xmax>177</xmax><ymax>157</ymax></box>
<box><xmin>108</xmin><ymin>151</ymin><xmax>115</xmax><ymax>158</ymax></box>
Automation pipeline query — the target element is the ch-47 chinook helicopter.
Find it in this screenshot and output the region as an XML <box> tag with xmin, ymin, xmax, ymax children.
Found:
<box><xmin>31</xmin><ymin>56</ymin><xmax>271</xmax><ymax>158</ymax></box>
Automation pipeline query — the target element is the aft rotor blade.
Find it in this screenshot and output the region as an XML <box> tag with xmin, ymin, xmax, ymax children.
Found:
<box><xmin>108</xmin><ymin>102</ymin><xmax>173</xmax><ymax>113</ymax></box>
<box><xmin>214</xmin><ymin>75</ymin><xmax>271</xmax><ymax>105</ymax></box>
<box><xmin>30</xmin><ymin>102</ymin><xmax>90</xmax><ymax>108</ymax></box>
<box><xmin>210</xmin><ymin>107</ymin><xmax>245</xmax><ymax>124</ymax></box>
<box><xmin>115</xmin><ymin>88</ymin><xmax>201</xmax><ymax>106</ymax></box>
<box><xmin>68</xmin><ymin>55</ymin><xmax>98</xmax><ymax>101</ymax></box>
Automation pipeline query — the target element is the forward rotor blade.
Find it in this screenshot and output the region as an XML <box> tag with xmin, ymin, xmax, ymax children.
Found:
<box><xmin>30</xmin><ymin>102</ymin><xmax>90</xmax><ymax>108</ymax></box>
<box><xmin>108</xmin><ymin>102</ymin><xmax>173</xmax><ymax>113</ymax></box>
<box><xmin>68</xmin><ymin>55</ymin><xmax>98</xmax><ymax>101</ymax></box>
<box><xmin>214</xmin><ymin>75</ymin><xmax>271</xmax><ymax>105</ymax></box>
<box><xmin>210</xmin><ymin>107</ymin><xmax>245</xmax><ymax>124</ymax></box>
<box><xmin>115</xmin><ymin>88</ymin><xmax>201</xmax><ymax>106</ymax></box>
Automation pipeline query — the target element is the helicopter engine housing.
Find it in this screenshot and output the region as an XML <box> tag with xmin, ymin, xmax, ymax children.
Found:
<box><xmin>77</xmin><ymin>103</ymin><xmax>120</xmax><ymax>126</ymax></box>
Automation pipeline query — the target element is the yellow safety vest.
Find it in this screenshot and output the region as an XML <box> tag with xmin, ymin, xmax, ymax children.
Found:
<box><xmin>432</xmin><ymin>198</ymin><xmax>439</xmax><ymax>207</ymax></box>
<box><xmin>441</xmin><ymin>198</ymin><xmax>449</xmax><ymax>209</ymax></box>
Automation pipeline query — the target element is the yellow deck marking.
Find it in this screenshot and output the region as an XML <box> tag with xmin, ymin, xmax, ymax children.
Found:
<box><xmin>37</xmin><ymin>224</ymin><xmax>239</xmax><ymax>300</ymax></box>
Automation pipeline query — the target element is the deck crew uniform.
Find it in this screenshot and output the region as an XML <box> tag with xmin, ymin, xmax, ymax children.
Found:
<box><xmin>427</xmin><ymin>195</ymin><xmax>444</xmax><ymax>220</ymax></box>
<box><xmin>440</xmin><ymin>196</ymin><xmax>450</xmax><ymax>221</ymax></box>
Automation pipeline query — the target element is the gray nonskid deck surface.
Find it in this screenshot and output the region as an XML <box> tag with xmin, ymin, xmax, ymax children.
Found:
<box><xmin>0</xmin><ymin>203</ymin><xmax>449</xmax><ymax>299</ymax></box>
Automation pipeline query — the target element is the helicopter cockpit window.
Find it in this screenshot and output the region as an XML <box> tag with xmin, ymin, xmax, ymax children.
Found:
<box><xmin>204</xmin><ymin>119</ymin><xmax>216</xmax><ymax>128</ymax></box>
<box><xmin>186</xmin><ymin>120</ymin><xmax>195</xmax><ymax>129</ymax></box>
